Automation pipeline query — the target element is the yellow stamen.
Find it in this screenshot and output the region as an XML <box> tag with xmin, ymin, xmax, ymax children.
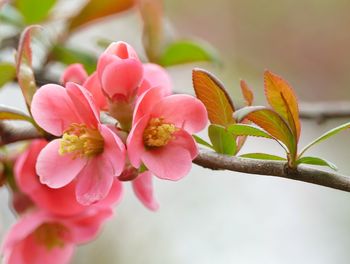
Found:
<box><xmin>33</xmin><ymin>223</ymin><xmax>69</xmax><ymax>250</ymax></box>
<box><xmin>143</xmin><ymin>118</ymin><xmax>177</xmax><ymax>148</ymax></box>
<box><xmin>59</xmin><ymin>124</ymin><xmax>104</xmax><ymax>158</ymax></box>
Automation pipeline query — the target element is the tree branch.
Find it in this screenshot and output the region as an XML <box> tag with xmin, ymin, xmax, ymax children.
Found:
<box><xmin>194</xmin><ymin>150</ymin><xmax>350</xmax><ymax>192</ymax></box>
<box><xmin>299</xmin><ymin>101</ymin><xmax>350</xmax><ymax>123</ymax></box>
<box><xmin>1</xmin><ymin>123</ymin><xmax>350</xmax><ymax>193</ymax></box>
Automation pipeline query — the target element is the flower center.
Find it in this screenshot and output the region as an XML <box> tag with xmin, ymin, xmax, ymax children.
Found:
<box><xmin>33</xmin><ymin>223</ymin><xmax>69</xmax><ymax>250</ymax></box>
<box><xmin>59</xmin><ymin>124</ymin><xmax>104</xmax><ymax>158</ymax></box>
<box><xmin>143</xmin><ymin>118</ymin><xmax>177</xmax><ymax>148</ymax></box>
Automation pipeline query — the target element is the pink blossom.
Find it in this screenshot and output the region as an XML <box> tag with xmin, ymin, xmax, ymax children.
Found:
<box><xmin>14</xmin><ymin>139</ymin><xmax>123</xmax><ymax>215</ymax></box>
<box><xmin>97</xmin><ymin>41</ymin><xmax>144</xmax><ymax>102</ymax></box>
<box><xmin>127</xmin><ymin>86</ymin><xmax>208</xmax><ymax>180</ymax></box>
<box><xmin>1</xmin><ymin>208</ymin><xmax>112</xmax><ymax>264</ymax></box>
<box><xmin>31</xmin><ymin>82</ymin><xmax>126</xmax><ymax>205</ymax></box>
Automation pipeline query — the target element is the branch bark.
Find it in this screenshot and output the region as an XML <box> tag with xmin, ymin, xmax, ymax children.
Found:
<box><xmin>194</xmin><ymin>150</ymin><xmax>350</xmax><ymax>192</ymax></box>
<box><xmin>1</xmin><ymin>123</ymin><xmax>350</xmax><ymax>193</ymax></box>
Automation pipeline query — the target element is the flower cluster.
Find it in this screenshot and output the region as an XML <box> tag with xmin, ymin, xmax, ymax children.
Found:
<box><xmin>1</xmin><ymin>41</ymin><xmax>207</xmax><ymax>263</ymax></box>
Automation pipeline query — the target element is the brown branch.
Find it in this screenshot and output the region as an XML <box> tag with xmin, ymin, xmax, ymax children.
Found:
<box><xmin>194</xmin><ymin>150</ymin><xmax>350</xmax><ymax>192</ymax></box>
<box><xmin>1</xmin><ymin>123</ymin><xmax>350</xmax><ymax>193</ymax></box>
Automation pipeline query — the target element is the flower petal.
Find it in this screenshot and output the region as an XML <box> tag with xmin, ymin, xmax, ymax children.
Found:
<box><xmin>132</xmin><ymin>171</ymin><xmax>159</xmax><ymax>211</ymax></box>
<box><xmin>75</xmin><ymin>156</ymin><xmax>114</xmax><ymax>205</ymax></box>
<box><xmin>99</xmin><ymin>124</ymin><xmax>126</xmax><ymax>176</ymax></box>
<box><xmin>133</xmin><ymin>86</ymin><xmax>165</xmax><ymax>125</ymax></box>
<box><xmin>151</xmin><ymin>94</ymin><xmax>208</xmax><ymax>134</ymax></box>
<box><xmin>171</xmin><ymin>129</ymin><xmax>198</xmax><ymax>159</ymax></box>
<box><xmin>36</xmin><ymin>139</ymin><xmax>86</xmax><ymax>188</ymax></box>
<box><xmin>65</xmin><ymin>82</ymin><xmax>100</xmax><ymax>128</ymax></box>
<box><xmin>31</xmin><ymin>84</ymin><xmax>81</xmax><ymax>136</ymax></box>
<box><xmin>138</xmin><ymin>63</ymin><xmax>172</xmax><ymax>96</ymax></box>
<box><xmin>127</xmin><ymin>115</ymin><xmax>149</xmax><ymax>168</ymax></box>
<box><xmin>141</xmin><ymin>145</ymin><xmax>192</xmax><ymax>181</ymax></box>
<box><xmin>104</xmin><ymin>41</ymin><xmax>139</xmax><ymax>60</ymax></box>
<box><xmin>101</xmin><ymin>58</ymin><xmax>143</xmax><ymax>100</ymax></box>
<box><xmin>60</xmin><ymin>64</ymin><xmax>88</xmax><ymax>85</ymax></box>
<box><xmin>83</xmin><ymin>72</ymin><xmax>108</xmax><ymax>110</ymax></box>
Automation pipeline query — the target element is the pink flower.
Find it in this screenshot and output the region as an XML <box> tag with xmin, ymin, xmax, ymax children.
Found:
<box><xmin>127</xmin><ymin>86</ymin><xmax>208</xmax><ymax>180</ymax></box>
<box><xmin>14</xmin><ymin>139</ymin><xmax>123</xmax><ymax>215</ymax></box>
<box><xmin>31</xmin><ymin>82</ymin><xmax>126</xmax><ymax>205</ymax></box>
<box><xmin>1</xmin><ymin>208</ymin><xmax>112</xmax><ymax>264</ymax></box>
<box><xmin>97</xmin><ymin>41</ymin><xmax>144</xmax><ymax>102</ymax></box>
<box><xmin>119</xmin><ymin>165</ymin><xmax>159</xmax><ymax>211</ymax></box>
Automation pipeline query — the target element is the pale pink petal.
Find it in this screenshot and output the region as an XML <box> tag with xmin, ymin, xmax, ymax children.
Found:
<box><xmin>68</xmin><ymin>208</ymin><xmax>113</xmax><ymax>244</ymax></box>
<box><xmin>151</xmin><ymin>94</ymin><xmax>208</xmax><ymax>134</ymax></box>
<box><xmin>97</xmin><ymin>53</ymin><xmax>117</xmax><ymax>82</ymax></box>
<box><xmin>36</xmin><ymin>139</ymin><xmax>86</xmax><ymax>188</ymax></box>
<box><xmin>141</xmin><ymin>146</ymin><xmax>192</xmax><ymax>181</ymax></box>
<box><xmin>170</xmin><ymin>129</ymin><xmax>198</xmax><ymax>159</ymax></box>
<box><xmin>104</xmin><ymin>41</ymin><xmax>139</xmax><ymax>60</ymax></box>
<box><xmin>83</xmin><ymin>72</ymin><xmax>108</xmax><ymax>110</ymax></box>
<box><xmin>31</xmin><ymin>84</ymin><xmax>81</xmax><ymax>136</ymax></box>
<box><xmin>133</xmin><ymin>86</ymin><xmax>166</xmax><ymax>125</ymax></box>
<box><xmin>65</xmin><ymin>82</ymin><xmax>100</xmax><ymax>128</ymax></box>
<box><xmin>126</xmin><ymin>115</ymin><xmax>149</xmax><ymax>168</ymax></box>
<box><xmin>99</xmin><ymin>124</ymin><xmax>126</xmax><ymax>176</ymax></box>
<box><xmin>96</xmin><ymin>179</ymin><xmax>123</xmax><ymax>208</ymax></box>
<box><xmin>75</xmin><ymin>156</ymin><xmax>114</xmax><ymax>205</ymax></box>
<box><xmin>15</xmin><ymin>140</ymin><xmax>47</xmax><ymax>193</ymax></box>
<box><xmin>138</xmin><ymin>63</ymin><xmax>172</xmax><ymax>96</ymax></box>
<box><xmin>132</xmin><ymin>171</ymin><xmax>159</xmax><ymax>211</ymax></box>
<box><xmin>101</xmin><ymin>59</ymin><xmax>143</xmax><ymax>100</ymax></box>
<box><xmin>60</xmin><ymin>64</ymin><xmax>88</xmax><ymax>85</ymax></box>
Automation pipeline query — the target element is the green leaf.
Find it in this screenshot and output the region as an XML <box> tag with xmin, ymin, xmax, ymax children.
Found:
<box><xmin>0</xmin><ymin>63</ymin><xmax>16</xmax><ymax>88</ymax></box>
<box><xmin>296</xmin><ymin>156</ymin><xmax>338</xmax><ymax>171</ymax></box>
<box><xmin>159</xmin><ymin>40</ymin><xmax>218</xmax><ymax>67</ymax></box>
<box><xmin>0</xmin><ymin>105</ymin><xmax>33</xmax><ymax>123</ymax></box>
<box><xmin>192</xmin><ymin>68</ymin><xmax>235</xmax><ymax>127</ymax></box>
<box><xmin>15</xmin><ymin>0</ymin><xmax>56</xmax><ymax>24</ymax></box>
<box><xmin>208</xmin><ymin>124</ymin><xmax>237</xmax><ymax>155</ymax></box>
<box><xmin>69</xmin><ymin>0</ymin><xmax>135</xmax><ymax>31</ymax></box>
<box><xmin>16</xmin><ymin>25</ymin><xmax>41</xmax><ymax>110</ymax></box>
<box><xmin>299</xmin><ymin>122</ymin><xmax>350</xmax><ymax>157</ymax></box>
<box><xmin>193</xmin><ymin>135</ymin><xmax>214</xmax><ymax>149</ymax></box>
<box><xmin>239</xmin><ymin>153</ymin><xmax>286</xmax><ymax>161</ymax></box>
<box><xmin>234</xmin><ymin>106</ymin><xmax>296</xmax><ymax>154</ymax></box>
<box><xmin>51</xmin><ymin>45</ymin><xmax>97</xmax><ymax>74</ymax></box>
<box><xmin>227</xmin><ymin>124</ymin><xmax>272</xmax><ymax>139</ymax></box>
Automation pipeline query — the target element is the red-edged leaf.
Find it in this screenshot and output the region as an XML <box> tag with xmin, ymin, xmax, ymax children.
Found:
<box><xmin>240</xmin><ymin>80</ymin><xmax>254</xmax><ymax>106</ymax></box>
<box><xmin>192</xmin><ymin>68</ymin><xmax>235</xmax><ymax>127</ymax></box>
<box><xmin>264</xmin><ymin>70</ymin><xmax>300</xmax><ymax>140</ymax></box>
<box><xmin>139</xmin><ymin>0</ymin><xmax>163</xmax><ymax>62</ymax></box>
<box><xmin>16</xmin><ymin>25</ymin><xmax>41</xmax><ymax>110</ymax></box>
<box><xmin>234</xmin><ymin>106</ymin><xmax>296</xmax><ymax>154</ymax></box>
<box><xmin>69</xmin><ymin>0</ymin><xmax>135</xmax><ymax>31</ymax></box>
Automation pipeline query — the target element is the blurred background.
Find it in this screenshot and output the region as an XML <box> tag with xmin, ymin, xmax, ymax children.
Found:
<box><xmin>1</xmin><ymin>0</ymin><xmax>350</xmax><ymax>263</ymax></box>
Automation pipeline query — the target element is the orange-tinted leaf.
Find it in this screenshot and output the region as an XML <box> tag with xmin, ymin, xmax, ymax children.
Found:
<box><xmin>16</xmin><ymin>25</ymin><xmax>41</xmax><ymax>110</ymax></box>
<box><xmin>240</xmin><ymin>80</ymin><xmax>254</xmax><ymax>106</ymax></box>
<box><xmin>69</xmin><ymin>0</ymin><xmax>135</xmax><ymax>31</ymax></box>
<box><xmin>234</xmin><ymin>106</ymin><xmax>296</xmax><ymax>154</ymax></box>
<box><xmin>193</xmin><ymin>68</ymin><xmax>235</xmax><ymax>127</ymax></box>
<box><xmin>139</xmin><ymin>0</ymin><xmax>163</xmax><ymax>62</ymax></box>
<box><xmin>264</xmin><ymin>70</ymin><xmax>300</xmax><ymax>140</ymax></box>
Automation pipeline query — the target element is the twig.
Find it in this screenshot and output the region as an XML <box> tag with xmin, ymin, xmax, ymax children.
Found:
<box><xmin>1</xmin><ymin>123</ymin><xmax>350</xmax><ymax>193</ymax></box>
<box><xmin>299</xmin><ymin>101</ymin><xmax>350</xmax><ymax>123</ymax></box>
<box><xmin>194</xmin><ymin>150</ymin><xmax>350</xmax><ymax>192</ymax></box>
